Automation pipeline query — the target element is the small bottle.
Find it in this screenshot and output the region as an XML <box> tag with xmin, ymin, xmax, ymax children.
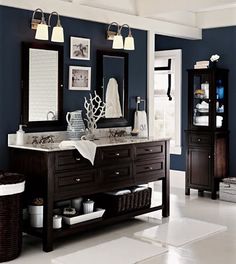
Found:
<box><xmin>16</xmin><ymin>125</ymin><xmax>26</xmax><ymax>145</ymax></box>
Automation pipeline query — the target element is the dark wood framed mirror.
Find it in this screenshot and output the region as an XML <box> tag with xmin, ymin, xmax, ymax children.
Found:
<box><xmin>97</xmin><ymin>50</ymin><xmax>129</xmax><ymax>127</ymax></box>
<box><xmin>21</xmin><ymin>42</ymin><xmax>64</xmax><ymax>129</ymax></box>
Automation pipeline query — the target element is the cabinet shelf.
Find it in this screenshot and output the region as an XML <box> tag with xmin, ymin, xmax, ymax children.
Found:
<box><xmin>23</xmin><ymin>205</ymin><xmax>163</xmax><ymax>239</ymax></box>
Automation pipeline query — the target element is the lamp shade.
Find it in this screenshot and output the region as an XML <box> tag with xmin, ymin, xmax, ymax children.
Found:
<box><xmin>51</xmin><ymin>26</ymin><xmax>64</xmax><ymax>43</ymax></box>
<box><xmin>112</xmin><ymin>35</ymin><xmax>123</xmax><ymax>49</ymax></box>
<box><xmin>124</xmin><ymin>36</ymin><xmax>135</xmax><ymax>50</ymax></box>
<box><xmin>35</xmin><ymin>23</ymin><xmax>49</xmax><ymax>40</ymax></box>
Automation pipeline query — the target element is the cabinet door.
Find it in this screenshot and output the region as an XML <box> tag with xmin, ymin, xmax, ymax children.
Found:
<box><xmin>188</xmin><ymin>148</ymin><xmax>212</xmax><ymax>189</ymax></box>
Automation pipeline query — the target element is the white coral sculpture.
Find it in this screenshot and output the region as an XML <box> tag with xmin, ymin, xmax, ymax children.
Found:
<box><xmin>84</xmin><ymin>91</ymin><xmax>106</xmax><ymax>133</ymax></box>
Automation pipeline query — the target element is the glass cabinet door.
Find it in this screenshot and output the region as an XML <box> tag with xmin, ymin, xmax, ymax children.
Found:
<box><xmin>215</xmin><ymin>78</ymin><xmax>225</xmax><ymax>129</ymax></box>
<box><xmin>192</xmin><ymin>73</ymin><xmax>211</xmax><ymax>128</ymax></box>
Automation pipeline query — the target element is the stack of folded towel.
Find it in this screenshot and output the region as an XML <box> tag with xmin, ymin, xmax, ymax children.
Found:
<box><xmin>194</xmin><ymin>115</ymin><xmax>223</xmax><ymax>127</ymax></box>
<box><xmin>105</xmin><ymin>185</ymin><xmax>148</xmax><ymax>196</ymax></box>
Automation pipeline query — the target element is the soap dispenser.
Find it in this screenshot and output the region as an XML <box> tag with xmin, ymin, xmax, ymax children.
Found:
<box><xmin>16</xmin><ymin>125</ymin><xmax>26</xmax><ymax>146</ymax></box>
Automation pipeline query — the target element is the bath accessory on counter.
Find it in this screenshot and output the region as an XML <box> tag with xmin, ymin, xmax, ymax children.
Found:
<box><xmin>16</xmin><ymin>125</ymin><xmax>26</xmax><ymax>146</ymax></box>
<box><xmin>66</xmin><ymin>110</ymin><xmax>85</xmax><ymax>140</ymax></box>
<box><xmin>59</xmin><ymin>140</ymin><xmax>97</xmax><ymax>165</ymax></box>
<box><xmin>105</xmin><ymin>78</ymin><xmax>122</xmax><ymax>118</ymax></box>
<box><xmin>132</xmin><ymin>97</ymin><xmax>148</xmax><ymax>138</ymax></box>
<box><xmin>71</xmin><ymin>197</ymin><xmax>83</xmax><ymax>211</ymax></box>
<box><xmin>29</xmin><ymin>203</ymin><xmax>44</xmax><ymax>228</ymax></box>
<box><xmin>53</xmin><ymin>215</ymin><xmax>62</xmax><ymax>229</ymax></box>
<box><xmin>84</xmin><ymin>92</ymin><xmax>106</xmax><ymax>140</ymax></box>
<box><xmin>83</xmin><ymin>199</ymin><xmax>95</xmax><ymax>214</ymax></box>
<box><xmin>62</xmin><ymin>208</ymin><xmax>105</xmax><ymax>225</ymax></box>
<box><xmin>63</xmin><ymin>207</ymin><xmax>76</xmax><ymax>216</ymax></box>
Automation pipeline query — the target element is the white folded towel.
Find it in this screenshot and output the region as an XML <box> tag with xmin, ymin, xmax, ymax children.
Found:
<box><xmin>130</xmin><ymin>186</ymin><xmax>148</xmax><ymax>192</ymax></box>
<box><xmin>134</xmin><ymin>111</ymin><xmax>148</xmax><ymax>138</ymax></box>
<box><xmin>59</xmin><ymin>140</ymin><xmax>97</xmax><ymax>166</ymax></box>
<box><xmin>105</xmin><ymin>78</ymin><xmax>122</xmax><ymax>118</ymax></box>
<box><xmin>195</xmin><ymin>115</ymin><xmax>223</xmax><ymax>127</ymax></box>
<box><xmin>105</xmin><ymin>189</ymin><xmax>131</xmax><ymax>196</ymax></box>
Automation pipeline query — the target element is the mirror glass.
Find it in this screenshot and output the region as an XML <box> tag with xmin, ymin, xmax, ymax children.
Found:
<box><xmin>29</xmin><ymin>48</ymin><xmax>58</xmax><ymax>121</ymax></box>
<box><xmin>22</xmin><ymin>43</ymin><xmax>63</xmax><ymax>128</ymax></box>
<box><xmin>97</xmin><ymin>50</ymin><xmax>128</xmax><ymax>127</ymax></box>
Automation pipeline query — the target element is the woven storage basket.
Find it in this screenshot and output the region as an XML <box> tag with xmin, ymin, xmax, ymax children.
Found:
<box><xmin>96</xmin><ymin>187</ymin><xmax>152</xmax><ymax>216</ymax></box>
<box><xmin>0</xmin><ymin>172</ymin><xmax>25</xmax><ymax>263</ymax></box>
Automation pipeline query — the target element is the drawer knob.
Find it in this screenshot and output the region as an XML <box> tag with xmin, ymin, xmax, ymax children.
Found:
<box><xmin>75</xmin><ymin>178</ymin><xmax>81</xmax><ymax>182</ymax></box>
<box><xmin>145</xmin><ymin>149</ymin><xmax>153</xmax><ymax>152</ymax></box>
<box><xmin>115</xmin><ymin>153</ymin><xmax>120</xmax><ymax>156</ymax></box>
<box><xmin>76</xmin><ymin>158</ymin><xmax>81</xmax><ymax>161</ymax></box>
<box><xmin>208</xmin><ymin>155</ymin><xmax>211</xmax><ymax>159</ymax></box>
<box><xmin>115</xmin><ymin>171</ymin><xmax>120</xmax><ymax>175</ymax></box>
<box><xmin>146</xmin><ymin>167</ymin><xmax>153</xmax><ymax>170</ymax></box>
<box><xmin>197</xmin><ymin>138</ymin><xmax>201</xmax><ymax>142</ymax></box>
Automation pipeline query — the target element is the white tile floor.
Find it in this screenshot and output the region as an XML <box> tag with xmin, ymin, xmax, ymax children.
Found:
<box><xmin>5</xmin><ymin>174</ymin><xmax>236</xmax><ymax>264</ymax></box>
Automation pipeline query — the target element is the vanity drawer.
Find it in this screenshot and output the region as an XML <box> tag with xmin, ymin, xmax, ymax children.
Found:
<box><xmin>55</xmin><ymin>169</ymin><xmax>97</xmax><ymax>197</ymax></box>
<box><xmin>55</xmin><ymin>150</ymin><xmax>93</xmax><ymax>172</ymax></box>
<box><xmin>188</xmin><ymin>133</ymin><xmax>212</xmax><ymax>146</ymax></box>
<box><xmin>98</xmin><ymin>145</ymin><xmax>132</xmax><ymax>164</ymax></box>
<box><xmin>134</xmin><ymin>158</ymin><xmax>165</xmax><ymax>184</ymax></box>
<box><xmin>135</xmin><ymin>141</ymin><xmax>165</xmax><ymax>160</ymax></box>
<box><xmin>100</xmin><ymin>163</ymin><xmax>134</xmax><ymax>188</ymax></box>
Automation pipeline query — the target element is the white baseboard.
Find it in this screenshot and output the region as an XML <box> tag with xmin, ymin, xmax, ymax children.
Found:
<box><xmin>153</xmin><ymin>170</ymin><xmax>185</xmax><ymax>190</ymax></box>
<box><xmin>170</xmin><ymin>170</ymin><xmax>185</xmax><ymax>189</ymax></box>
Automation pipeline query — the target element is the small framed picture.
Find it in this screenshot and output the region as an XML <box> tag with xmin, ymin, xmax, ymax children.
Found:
<box><xmin>70</xmin><ymin>37</ymin><xmax>90</xmax><ymax>60</ymax></box>
<box><xmin>69</xmin><ymin>66</ymin><xmax>91</xmax><ymax>91</ymax></box>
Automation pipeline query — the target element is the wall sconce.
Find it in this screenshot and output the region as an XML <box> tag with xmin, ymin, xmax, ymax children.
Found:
<box><xmin>48</xmin><ymin>12</ymin><xmax>64</xmax><ymax>43</ymax></box>
<box><xmin>107</xmin><ymin>22</ymin><xmax>135</xmax><ymax>51</ymax></box>
<box><xmin>31</xmin><ymin>8</ymin><xmax>64</xmax><ymax>43</ymax></box>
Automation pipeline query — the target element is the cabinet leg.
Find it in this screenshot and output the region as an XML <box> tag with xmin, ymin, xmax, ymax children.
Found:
<box><xmin>185</xmin><ymin>187</ymin><xmax>190</xmax><ymax>195</ymax></box>
<box><xmin>162</xmin><ymin>177</ymin><xmax>170</xmax><ymax>217</ymax></box>
<box><xmin>211</xmin><ymin>191</ymin><xmax>217</xmax><ymax>200</ymax></box>
<box><xmin>198</xmin><ymin>190</ymin><xmax>204</xmax><ymax>197</ymax></box>
<box><xmin>43</xmin><ymin>240</ymin><xmax>53</xmax><ymax>253</ymax></box>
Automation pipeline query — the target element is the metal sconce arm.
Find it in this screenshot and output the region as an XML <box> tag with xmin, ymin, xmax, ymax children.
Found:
<box><xmin>48</xmin><ymin>11</ymin><xmax>61</xmax><ymax>27</ymax></box>
<box><xmin>31</xmin><ymin>8</ymin><xmax>47</xmax><ymax>30</ymax></box>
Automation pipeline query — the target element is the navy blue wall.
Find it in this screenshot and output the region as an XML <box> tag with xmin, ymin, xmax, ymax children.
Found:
<box><xmin>156</xmin><ymin>27</ymin><xmax>236</xmax><ymax>175</ymax></box>
<box><xmin>0</xmin><ymin>6</ymin><xmax>147</xmax><ymax>169</ymax></box>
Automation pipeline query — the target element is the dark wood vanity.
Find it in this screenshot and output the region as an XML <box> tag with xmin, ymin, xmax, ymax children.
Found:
<box><xmin>9</xmin><ymin>139</ymin><xmax>170</xmax><ymax>252</ymax></box>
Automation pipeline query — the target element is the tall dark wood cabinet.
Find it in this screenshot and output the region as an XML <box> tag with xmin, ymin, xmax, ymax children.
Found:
<box><xmin>185</xmin><ymin>68</ymin><xmax>229</xmax><ymax>199</ymax></box>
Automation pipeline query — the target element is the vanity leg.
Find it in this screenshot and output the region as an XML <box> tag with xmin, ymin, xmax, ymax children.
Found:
<box><xmin>42</xmin><ymin>154</ymin><xmax>54</xmax><ymax>252</ymax></box>
<box><xmin>162</xmin><ymin>141</ymin><xmax>170</xmax><ymax>217</ymax></box>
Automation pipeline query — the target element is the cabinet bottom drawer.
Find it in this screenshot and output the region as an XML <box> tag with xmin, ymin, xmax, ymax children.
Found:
<box><xmin>55</xmin><ymin>170</ymin><xmax>97</xmax><ymax>198</ymax></box>
<box><xmin>134</xmin><ymin>158</ymin><xmax>165</xmax><ymax>183</ymax></box>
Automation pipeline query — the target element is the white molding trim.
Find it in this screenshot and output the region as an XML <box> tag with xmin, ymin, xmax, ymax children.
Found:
<box><xmin>147</xmin><ymin>30</ymin><xmax>155</xmax><ymax>137</ymax></box>
<box><xmin>153</xmin><ymin>49</ymin><xmax>182</xmax><ymax>155</ymax></box>
<box><xmin>0</xmin><ymin>0</ymin><xmax>202</xmax><ymax>40</ymax></box>
<box><xmin>197</xmin><ymin>7</ymin><xmax>236</xmax><ymax>29</ymax></box>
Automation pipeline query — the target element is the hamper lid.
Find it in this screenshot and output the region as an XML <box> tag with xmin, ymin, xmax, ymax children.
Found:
<box><xmin>0</xmin><ymin>172</ymin><xmax>25</xmax><ymax>196</ymax></box>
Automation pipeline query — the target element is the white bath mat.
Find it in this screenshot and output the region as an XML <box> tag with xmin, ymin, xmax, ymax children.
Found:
<box><xmin>135</xmin><ymin>217</ymin><xmax>227</xmax><ymax>247</ymax></box>
<box><xmin>52</xmin><ymin>237</ymin><xmax>167</xmax><ymax>264</ymax></box>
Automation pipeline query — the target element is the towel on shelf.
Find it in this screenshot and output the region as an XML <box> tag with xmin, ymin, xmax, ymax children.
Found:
<box><xmin>194</xmin><ymin>115</ymin><xmax>223</xmax><ymax>127</ymax></box>
<box><xmin>105</xmin><ymin>189</ymin><xmax>131</xmax><ymax>196</ymax></box>
<box><xmin>59</xmin><ymin>140</ymin><xmax>97</xmax><ymax>165</ymax></box>
<box><xmin>196</xmin><ymin>101</ymin><xmax>209</xmax><ymax>110</ymax></box>
<box><xmin>130</xmin><ymin>185</ymin><xmax>148</xmax><ymax>192</ymax></box>
<box><xmin>105</xmin><ymin>78</ymin><xmax>122</xmax><ymax>118</ymax></box>
<box><xmin>134</xmin><ymin>111</ymin><xmax>148</xmax><ymax>138</ymax></box>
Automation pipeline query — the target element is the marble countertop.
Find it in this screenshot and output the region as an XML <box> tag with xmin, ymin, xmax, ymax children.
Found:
<box><xmin>8</xmin><ymin>136</ymin><xmax>170</xmax><ymax>152</ymax></box>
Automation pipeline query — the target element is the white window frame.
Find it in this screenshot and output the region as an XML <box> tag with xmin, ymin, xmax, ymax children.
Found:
<box><xmin>153</xmin><ymin>49</ymin><xmax>182</xmax><ymax>155</ymax></box>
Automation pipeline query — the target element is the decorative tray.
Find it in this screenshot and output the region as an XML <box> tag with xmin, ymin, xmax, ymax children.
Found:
<box><xmin>62</xmin><ymin>208</ymin><xmax>105</xmax><ymax>225</ymax></box>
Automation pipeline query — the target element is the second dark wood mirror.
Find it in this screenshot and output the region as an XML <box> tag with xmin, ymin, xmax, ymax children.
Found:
<box><xmin>97</xmin><ymin>50</ymin><xmax>129</xmax><ymax>127</ymax></box>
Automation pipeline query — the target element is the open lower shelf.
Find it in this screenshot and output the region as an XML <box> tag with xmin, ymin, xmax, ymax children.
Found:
<box><xmin>23</xmin><ymin>205</ymin><xmax>163</xmax><ymax>239</ymax></box>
